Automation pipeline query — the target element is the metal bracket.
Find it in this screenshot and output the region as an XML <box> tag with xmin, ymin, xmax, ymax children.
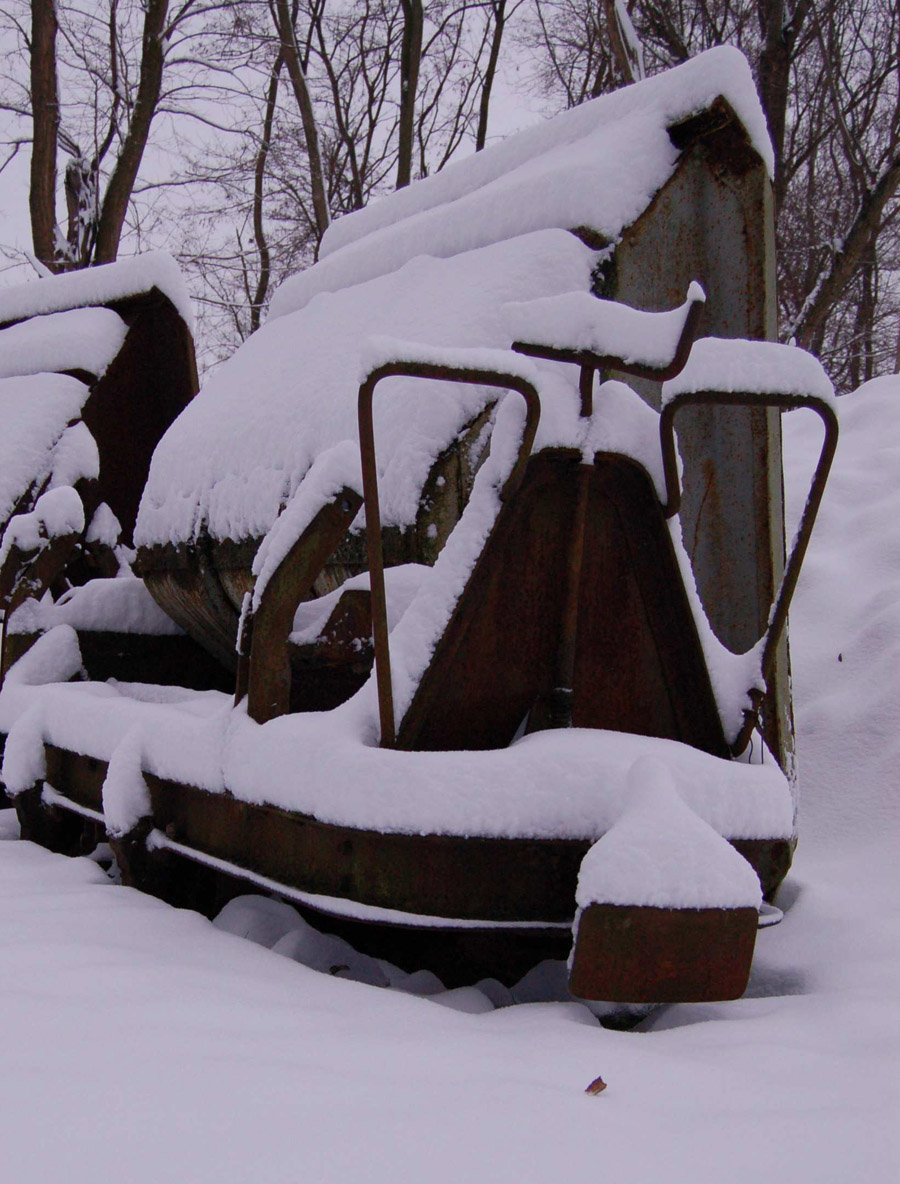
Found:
<box><xmin>358</xmin><ymin>359</ymin><xmax>541</xmax><ymax>748</ymax></box>
<box><xmin>660</xmin><ymin>388</ymin><xmax>839</xmax><ymax>754</ymax></box>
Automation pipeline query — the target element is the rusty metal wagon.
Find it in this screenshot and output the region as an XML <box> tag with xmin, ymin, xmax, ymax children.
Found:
<box><xmin>0</xmin><ymin>48</ymin><xmax>839</xmax><ymax>1007</ymax></box>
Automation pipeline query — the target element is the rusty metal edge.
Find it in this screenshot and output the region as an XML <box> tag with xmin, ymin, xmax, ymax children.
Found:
<box><xmin>358</xmin><ymin>359</ymin><xmax>541</xmax><ymax>748</ymax></box>
<box><xmin>660</xmin><ymin>389</ymin><xmax>838</xmax><ymax>754</ymax></box>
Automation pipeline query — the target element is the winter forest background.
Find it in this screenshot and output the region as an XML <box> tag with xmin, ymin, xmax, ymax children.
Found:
<box><xmin>0</xmin><ymin>0</ymin><xmax>898</xmax><ymax>384</ymax></box>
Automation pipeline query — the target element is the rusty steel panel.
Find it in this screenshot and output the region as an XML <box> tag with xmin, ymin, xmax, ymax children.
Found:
<box><xmin>610</xmin><ymin>130</ymin><xmax>789</xmax><ymax>767</ymax></box>
<box><xmin>78</xmin><ymin>289</ymin><xmax>198</xmax><ymax>543</ymax></box>
<box><xmin>661</xmin><ymin>389</ymin><xmax>838</xmax><ymax>754</ymax></box>
<box><xmin>246</xmin><ymin>488</ymin><xmax>363</xmax><ymax>723</ymax></box>
<box><xmin>569</xmin><ymin>902</ymin><xmax>759</xmax><ymax>1002</ymax></box>
<box><xmin>396</xmin><ymin>450</ymin><xmax>728</xmax><ymax>757</ymax></box>
<box><xmin>21</xmin><ymin>747</ymin><xmax>796</xmax><ymax>910</ymax></box>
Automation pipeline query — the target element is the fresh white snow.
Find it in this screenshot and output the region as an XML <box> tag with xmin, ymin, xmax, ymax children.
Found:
<box><xmin>0</xmin><ymin>367</ymin><xmax>897</xmax><ymax>1184</ymax></box>
<box><xmin>0</xmin><ymin>306</ymin><xmax>127</xmax><ymax>380</ymax></box>
<box><xmin>0</xmin><ymin>485</ymin><xmax>84</xmax><ymax>569</ymax></box>
<box><xmin>7</xmin><ymin>575</ymin><xmax>184</xmax><ymax>637</ymax></box>
<box><xmin>135</xmin><ymin>230</ymin><xmax>591</xmax><ymax>549</ymax></box>
<box><xmin>0</xmin><ymin>251</ymin><xmax>193</xmax><ymax>331</ymax></box>
<box><xmin>662</xmin><ymin>337</ymin><xmax>836</xmax><ymax>404</ymax></box>
<box><xmin>574</xmin><ymin>756</ymin><xmax>762</xmax><ymax>909</ymax></box>
<box><xmin>503</xmin><ymin>283</ymin><xmax>705</xmax><ymax>367</ymax></box>
<box><xmin>270</xmin><ymin>48</ymin><xmax>771</xmax><ymax>321</ymax></box>
<box><xmin>0</xmin><ymin>372</ymin><xmax>90</xmax><ymax>524</ymax></box>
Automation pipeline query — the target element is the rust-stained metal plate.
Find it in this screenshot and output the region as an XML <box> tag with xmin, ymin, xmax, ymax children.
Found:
<box><xmin>568</xmin><ymin>902</ymin><xmax>759</xmax><ymax>1002</ymax></box>
<box><xmin>4</xmin><ymin>630</ymin><xmax>233</xmax><ymax>693</ymax></box>
<box><xmin>397</xmin><ymin>450</ymin><xmax>728</xmax><ymax>757</ymax></box>
<box><xmin>247</xmin><ymin>488</ymin><xmax>363</xmax><ymax>723</ymax></box>
<box><xmin>26</xmin><ymin>745</ymin><xmax>793</xmax><ymax>910</ymax></box>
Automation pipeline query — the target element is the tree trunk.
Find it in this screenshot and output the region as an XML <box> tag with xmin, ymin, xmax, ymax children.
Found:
<box><xmin>396</xmin><ymin>0</ymin><xmax>424</xmax><ymax>188</ymax></box>
<box><xmin>29</xmin><ymin>0</ymin><xmax>59</xmax><ymax>272</ymax></box>
<box><xmin>273</xmin><ymin>0</ymin><xmax>331</xmax><ymax>244</ymax></box>
<box><xmin>93</xmin><ymin>0</ymin><xmax>169</xmax><ymax>264</ymax></box>
<box><xmin>250</xmin><ymin>53</ymin><xmax>284</xmax><ymax>333</ymax></box>
<box><xmin>757</xmin><ymin>0</ymin><xmax>812</xmax><ymax>209</ymax></box>
<box><xmin>475</xmin><ymin>1</ymin><xmax>506</xmax><ymax>152</ymax></box>
<box><xmin>792</xmin><ymin>157</ymin><xmax>900</xmax><ymax>352</ymax></box>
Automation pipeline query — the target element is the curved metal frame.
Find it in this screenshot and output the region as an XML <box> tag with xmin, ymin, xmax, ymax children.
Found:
<box><xmin>512</xmin><ymin>287</ymin><xmax>706</xmax><ymax>416</ymax></box>
<box><xmin>660</xmin><ymin>389</ymin><xmax>839</xmax><ymax>754</ymax></box>
<box><xmin>358</xmin><ymin>359</ymin><xmax>541</xmax><ymax>747</ymax></box>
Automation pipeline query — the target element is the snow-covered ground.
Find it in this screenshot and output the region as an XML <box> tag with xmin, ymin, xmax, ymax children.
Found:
<box><xmin>1</xmin><ymin>376</ymin><xmax>898</xmax><ymax>1182</ymax></box>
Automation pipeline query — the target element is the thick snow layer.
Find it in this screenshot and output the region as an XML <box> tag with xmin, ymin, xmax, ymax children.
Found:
<box><xmin>662</xmin><ymin>338</ymin><xmax>835</xmax><ymax>404</ymax></box>
<box><xmin>1</xmin><ymin>815</ymin><xmax>894</xmax><ymax>1184</ymax></box>
<box><xmin>0</xmin><ymin>307</ymin><xmax>127</xmax><ymax>380</ymax></box>
<box><xmin>101</xmin><ymin>726</ymin><xmax>151</xmax><ymax>837</ymax></box>
<box><xmin>136</xmin><ymin>230</ymin><xmax>591</xmax><ymax>548</ymax></box>
<box><xmin>0</xmin><ymin>352</ymin><xmax>897</xmax><ymax>1184</ymax></box>
<box><xmin>7</xmin><ymin>576</ymin><xmax>182</xmax><ymax>637</ymax></box>
<box><xmin>503</xmin><ymin>283</ymin><xmax>705</xmax><ymax>367</ymax></box>
<box><xmin>0</xmin><ymin>486</ymin><xmax>84</xmax><ymax>569</ymax></box>
<box><xmin>358</xmin><ymin>334</ymin><xmax>544</xmax><ymax>385</ymax></box>
<box><xmin>223</xmin><ymin>709</ymin><xmax>790</xmax><ymax>842</ymax></box>
<box><xmin>85</xmin><ymin>503</ymin><xmax>121</xmax><ymax>548</ymax></box>
<box><xmin>45</xmin><ymin>421</ymin><xmax>100</xmax><ymax>489</ymax></box>
<box><xmin>290</xmin><ymin>564</ymin><xmax>428</xmax><ymax>644</ymax></box>
<box><xmin>0</xmin><ymin>630</ymin><xmax>230</xmax><ymax>795</ymax></box>
<box><xmin>575</xmin><ymin>757</ymin><xmax>762</xmax><ymax>909</ymax></box>
<box><xmin>0</xmin><ymin>372</ymin><xmax>90</xmax><ymax>524</ymax></box>
<box><xmin>784</xmin><ymin>373</ymin><xmax>900</xmax><ymax>846</ymax></box>
<box><xmin>251</xmin><ymin>441</ymin><xmax>363</xmax><ymax>612</ymax></box>
<box><xmin>1</xmin><ymin>623</ymin><xmax>84</xmax><ymax>688</ymax></box>
<box><xmin>0</xmin><ymin>667</ymin><xmax>791</xmax><ymax>841</ymax></box>
<box><xmin>0</xmin><ymin>252</ymin><xmax>193</xmax><ymax>331</ymax></box>
<box><xmin>271</xmin><ymin>49</ymin><xmax>771</xmax><ymax>321</ymax></box>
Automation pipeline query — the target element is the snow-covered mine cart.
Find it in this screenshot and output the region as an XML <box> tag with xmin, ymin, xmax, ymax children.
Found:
<box><xmin>0</xmin><ymin>49</ymin><xmax>838</xmax><ymax>1005</ymax></box>
<box><xmin>0</xmin><ymin>254</ymin><xmax>227</xmax><ymax>702</ymax></box>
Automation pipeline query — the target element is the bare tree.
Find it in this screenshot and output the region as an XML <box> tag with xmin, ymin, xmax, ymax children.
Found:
<box><xmin>2</xmin><ymin>0</ymin><xmax>260</xmax><ymax>273</ymax></box>
<box><xmin>520</xmin><ymin>0</ymin><xmax>900</xmax><ymax>386</ymax></box>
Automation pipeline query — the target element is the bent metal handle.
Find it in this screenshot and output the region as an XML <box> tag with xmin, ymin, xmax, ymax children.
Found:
<box><xmin>358</xmin><ymin>359</ymin><xmax>541</xmax><ymax>748</ymax></box>
<box><xmin>659</xmin><ymin>389</ymin><xmax>839</xmax><ymax>754</ymax></box>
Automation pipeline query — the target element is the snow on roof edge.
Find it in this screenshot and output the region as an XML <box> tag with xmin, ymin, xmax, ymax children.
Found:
<box><xmin>0</xmin><ymin>252</ymin><xmax>194</xmax><ymax>333</ymax></box>
<box><xmin>318</xmin><ymin>47</ymin><xmax>773</xmax><ymax>263</ymax></box>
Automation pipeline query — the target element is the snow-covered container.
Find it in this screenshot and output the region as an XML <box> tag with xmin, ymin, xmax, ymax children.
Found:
<box><xmin>0</xmin><ymin>53</ymin><xmax>837</xmax><ymax>1006</ymax></box>
<box><xmin>134</xmin><ymin>47</ymin><xmax>787</xmax><ymax>768</ymax></box>
<box><xmin>0</xmin><ymin>255</ymin><xmax>204</xmax><ymax>692</ymax></box>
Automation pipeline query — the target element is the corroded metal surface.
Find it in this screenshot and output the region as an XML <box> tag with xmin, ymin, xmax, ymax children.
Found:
<box><xmin>78</xmin><ymin>289</ymin><xmax>198</xmax><ymax>542</ymax></box>
<box><xmin>609</xmin><ymin>109</ymin><xmax>787</xmax><ymax>764</ymax></box>
<box><xmin>569</xmin><ymin>902</ymin><xmax>759</xmax><ymax>1002</ymax></box>
<box><xmin>395</xmin><ymin>450</ymin><xmax>728</xmax><ymax>756</ymax></box>
<box><xmin>661</xmin><ymin>388</ymin><xmax>838</xmax><ymax>754</ymax></box>
<box><xmin>24</xmin><ymin>746</ymin><xmax>794</xmax><ymax>912</ymax></box>
<box><xmin>246</xmin><ymin>488</ymin><xmax>362</xmax><ymax>723</ymax></box>
<box><xmin>358</xmin><ymin>358</ymin><xmax>541</xmax><ymax>747</ymax></box>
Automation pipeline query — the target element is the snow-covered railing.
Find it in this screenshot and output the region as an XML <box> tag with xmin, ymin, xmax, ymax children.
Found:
<box><xmin>358</xmin><ymin>341</ymin><xmax>542</xmax><ymax>747</ymax></box>
<box><xmin>660</xmin><ymin>339</ymin><xmax>839</xmax><ymax>754</ymax></box>
<box><xmin>0</xmin><ymin>487</ymin><xmax>86</xmax><ymax>687</ymax></box>
<box><xmin>508</xmin><ymin>284</ymin><xmax>705</xmax><ymax>415</ymax></box>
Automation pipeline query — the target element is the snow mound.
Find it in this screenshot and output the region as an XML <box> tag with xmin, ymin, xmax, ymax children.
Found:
<box><xmin>0</xmin><ymin>307</ymin><xmax>127</xmax><ymax>381</ymax></box>
<box><xmin>135</xmin><ymin>230</ymin><xmax>591</xmax><ymax>549</ymax></box>
<box><xmin>785</xmin><ymin>374</ymin><xmax>900</xmax><ymax>847</ymax></box>
<box><xmin>0</xmin><ymin>252</ymin><xmax>192</xmax><ymax>331</ymax></box>
<box><xmin>271</xmin><ymin>48</ymin><xmax>770</xmax><ymax>320</ymax></box>
<box><xmin>663</xmin><ymin>338</ymin><xmax>835</xmax><ymax>404</ymax></box>
<box><xmin>575</xmin><ymin>756</ymin><xmax>762</xmax><ymax>909</ymax></box>
<box><xmin>503</xmin><ymin>283</ymin><xmax>704</xmax><ymax>367</ymax></box>
<box><xmin>7</xmin><ymin>576</ymin><xmax>182</xmax><ymax>637</ymax></box>
<box><xmin>0</xmin><ymin>486</ymin><xmax>84</xmax><ymax>569</ymax></box>
<box><xmin>0</xmin><ymin>373</ymin><xmax>89</xmax><ymax>524</ymax></box>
